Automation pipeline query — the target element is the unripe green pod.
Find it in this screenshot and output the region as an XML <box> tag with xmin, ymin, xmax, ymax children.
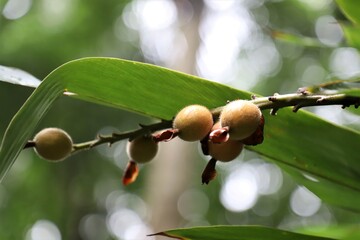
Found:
<box><xmin>34</xmin><ymin>128</ymin><xmax>73</xmax><ymax>161</ymax></box>
<box><xmin>208</xmin><ymin>122</ymin><xmax>243</xmax><ymax>162</ymax></box>
<box><xmin>220</xmin><ymin>100</ymin><xmax>261</xmax><ymax>140</ymax></box>
<box><xmin>127</xmin><ymin>136</ymin><xmax>158</xmax><ymax>164</ymax></box>
<box><xmin>173</xmin><ymin>104</ymin><xmax>213</xmax><ymax>142</ymax></box>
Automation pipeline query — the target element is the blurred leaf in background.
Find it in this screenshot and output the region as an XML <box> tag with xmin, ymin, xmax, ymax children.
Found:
<box><xmin>1</xmin><ymin>0</ymin><xmax>360</xmax><ymax>240</ymax></box>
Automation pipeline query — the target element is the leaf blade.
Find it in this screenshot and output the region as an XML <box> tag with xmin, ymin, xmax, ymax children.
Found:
<box><xmin>1</xmin><ymin>57</ymin><xmax>360</xmax><ymax>212</ymax></box>
<box><xmin>150</xmin><ymin>225</ymin><xmax>336</xmax><ymax>240</ymax></box>
<box><xmin>59</xmin><ymin>58</ymin><xmax>248</xmax><ymax>119</ymax></box>
<box><xmin>0</xmin><ymin>65</ymin><xmax>41</xmax><ymax>88</ymax></box>
<box><xmin>0</xmin><ymin>81</ymin><xmax>63</xmax><ymax>180</ymax></box>
<box><xmin>336</xmin><ymin>0</ymin><xmax>360</xmax><ymax>25</ymax></box>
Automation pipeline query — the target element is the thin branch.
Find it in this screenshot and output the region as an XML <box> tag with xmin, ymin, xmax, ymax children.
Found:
<box><xmin>26</xmin><ymin>92</ymin><xmax>360</xmax><ymax>154</ymax></box>
<box><xmin>71</xmin><ymin>120</ymin><xmax>172</xmax><ymax>152</ymax></box>
<box><xmin>255</xmin><ymin>93</ymin><xmax>360</xmax><ymax>111</ymax></box>
<box><xmin>211</xmin><ymin>93</ymin><xmax>360</xmax><ymax>117</ymax></box>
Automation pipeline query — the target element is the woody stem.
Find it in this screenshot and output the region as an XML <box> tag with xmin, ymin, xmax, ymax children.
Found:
<box><xmin>26</xmin><ymin>92</ymin><xmax>360</xmax><ymax>154</ymax></box>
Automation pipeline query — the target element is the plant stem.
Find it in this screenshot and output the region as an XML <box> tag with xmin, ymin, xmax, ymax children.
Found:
<box><xmin>71</xmin><ymin>120</ymin><xmax>172</xmax><ymax>152</ymax></box>
<box><xmin>211</xmin><ymin>93</ymin><xmax>360</xmax><ymax>117</ymax></box>
<box><xmin>256</xmin><ymin>93</ymin><xmax>360</xmax><ymax>113</ymax></box>
<box><xmin>27</xmin><ymin>92</ymin><xmax>360</xmax><ymax>154</ymax></box>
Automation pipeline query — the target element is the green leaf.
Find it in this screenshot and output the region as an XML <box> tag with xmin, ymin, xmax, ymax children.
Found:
<box><xmin>1</xmin><ymin>57</ymin><xmax>360</xmax><ymax>212</ymax></box>
<box><xmin>342</xmin><ymin>24</ymin><xmax>360</xmax><ymax>50</ymax></box>
<box><xmin>298</xmin><ymin>225</ymin><xmax>360</xmax><ymax>240</ymax></box>
<box><xmin>336</xmin><ymin>0</ymin><xmax>360</xmax><ymax>25</ymax></box>
<box><xmin>301</xmin><ymin>79</ymin><xmax>360</xmax><ymax>96</ymax></box>
<box><xmin>271</xmin><ymin>30</ymin><xmax>328</xmax><ymax>48</ymax></box>
<box><xmin>150</xmin><ymin>225</ymin><xmax>336</xmax><ymax>240</ymax></box>
<box><xmin>0</xmin><ymin>57</ymin><xmax>248</xmax><ymax>181</ymax></box>
<box><xmin>0</xmin><ymin>65</ymin><xmax>40</xmax><ymax>88</ymax></box>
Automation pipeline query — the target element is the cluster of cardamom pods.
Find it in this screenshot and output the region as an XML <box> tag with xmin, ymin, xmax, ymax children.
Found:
<box><xmin>30</xmin><ymin>100</ymin><xmax>264</xmax><ymax>186</ymax></box>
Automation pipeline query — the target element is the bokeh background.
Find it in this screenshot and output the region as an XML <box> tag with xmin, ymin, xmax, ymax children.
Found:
<box><xmin>1</xmin><ymin>0</ymin><xmax>360</xmax><ymax>239</ymax></box>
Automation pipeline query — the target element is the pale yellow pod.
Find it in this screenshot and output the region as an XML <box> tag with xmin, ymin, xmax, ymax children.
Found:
<box><xmin>208</xmin><ymin>140</ymin><xmax>243</xmax><ymax>162</ymax></box>
<box><xmin>173</xmin><ymin>104</ymin><xmax>213</xmax><ymax>142</ymax></box>
<box><xmin>208</xmin><ymin>122</ymin><xmax>243</xmax><ymax>162</ymax></box>
<box><xmin>127</xmin><ymin>136</ymin><xmax>158</xmax><ymax>164</ymax></box>
<box><xmin>34</xmin><ymin>128</ymin><xmax>73</xmax><ymax>161</ymax></box>
<box><xmin>220</xmin><ymin>100</ymin><xmax>261</xmax><ymax>140</ymax></box>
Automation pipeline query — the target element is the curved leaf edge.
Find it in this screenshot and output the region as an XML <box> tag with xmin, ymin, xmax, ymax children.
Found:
<box><xmin>149</xmin><ymin>225</ymin><xmax>337</xmax><ymax>240</ymax></box>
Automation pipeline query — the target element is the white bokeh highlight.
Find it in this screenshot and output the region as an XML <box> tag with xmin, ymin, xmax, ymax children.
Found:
<box><xmin>220</xmin><ymin>160</ymin><xmax>283</xmax><ymax>213</ymax></box>
<box><xmin>290</xmin><ymin>186</ymin><xmax>321</xmax><ymax>217</ymax></box>
<box><xmin>315</xmin><ymin>15</ymin><xmax>343</xmax><ymax>47</ymax></box>
<box><xmin>220</xmin><ymin>165</ymin><xmax>258</xmax><ymax>212</ymax></box>
<box><xmin>26</xmin><ymin>220</ymin><xmax>61</xmax><ymax>240</ymax></box>
<box><xmin>330</xmin><ymin>47</ymin><xmax>360</xmax><ymax>79</ymax></box>
<box><xmin>2</xmin><ymin>0</ymin><xmax>32</xmax><ymax>20</ymax></box>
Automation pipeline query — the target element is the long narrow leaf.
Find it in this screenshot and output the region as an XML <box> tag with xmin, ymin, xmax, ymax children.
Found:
<box><xmin>0</xmin><ymin>65</ymin><xmax>40</xmax><ymax>88</ymax></box>
<box><xmin>150</xmin><ymin>225</ymin><xmax>336</xmax><ymax>240</ymax></box>
<box><xmin>271</xmin><ymin>30</ymin><xmax>327</xmax><ymax>48</ymax></box>
<box><xmin>336</xmin><ymin>0</ymin><xmax>360</xmax><ymax>25</ymax></box>
<box><xmin>1</xmin><ymin>57</ymin><xmax>360</xmax><ymax>211</ymax></box>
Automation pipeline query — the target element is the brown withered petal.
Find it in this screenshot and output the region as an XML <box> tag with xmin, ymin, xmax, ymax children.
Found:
<box><xmin>122</xmin><ymin>160</ymin><xmax>139</xmax><ymax>186</ymax></box>
<box><xmin>152</xmin><ymin>129</ymin><xmax>179</xmax><ymax>142</ymax></box>
<box><xmin>241</xmin><ymin>115</ymin><xmax>265</xmax><ymax>146</ymax></box>
<box><xmin>201</xmin><ymin>158</ymin><xmax>217</xmax><ymax>185</ymax></box>
<box><xmin>209</xmin><ymin>127</ymin><xmax>229</xmax><ymax>143</ymax></box>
